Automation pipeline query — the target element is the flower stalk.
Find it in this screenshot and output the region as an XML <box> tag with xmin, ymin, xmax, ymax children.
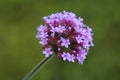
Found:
<box><xmin>23</xmin><ymin>54</ymin><xmax>53</xmax><ymax>80</ymax></box>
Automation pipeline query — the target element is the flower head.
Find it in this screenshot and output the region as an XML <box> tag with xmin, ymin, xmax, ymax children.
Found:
<box><xmin>36</xmin><ymin>11</ymin><xmax>94</xmax><ymax>64</ymax></box>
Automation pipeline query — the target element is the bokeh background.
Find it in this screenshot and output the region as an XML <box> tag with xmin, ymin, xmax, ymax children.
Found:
<box><xmin>0</xmin><ymin>0</ymin><xmax>120</xmax><ymax>80</ymax></box>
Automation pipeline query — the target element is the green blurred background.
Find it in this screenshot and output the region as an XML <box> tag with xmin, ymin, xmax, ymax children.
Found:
<box><xmin>0</xmin><ymin>0</ymin><xmax>120</xmax><ymax>80</ymax></box>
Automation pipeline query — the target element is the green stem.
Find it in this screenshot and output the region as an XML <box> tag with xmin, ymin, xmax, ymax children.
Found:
<box><xmin>23</xmin><ymin>54</ymin><xmax>53</xmax><ymax>80</ymax></box>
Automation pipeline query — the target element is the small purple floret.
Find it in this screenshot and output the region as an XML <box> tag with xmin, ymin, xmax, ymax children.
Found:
<box><xmin>61</xmin><ymin>37</ymin><xmax>70</xmax><ymax>48</ymax></box>
<box><xmin>43</xmin><ymin>48</ymin><xmax>53</xmax><ymax>57</ymax></box>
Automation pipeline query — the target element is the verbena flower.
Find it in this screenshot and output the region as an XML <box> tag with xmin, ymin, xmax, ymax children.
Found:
<box><xmin>43</xmin><ymin>48</ymin><xmax>53</xmax><ymax>57</ymax></box>
<box><xmin>60</xmin><ymin>37</ymin><xmax>70</xmax><ymax>48</ymax></box>
<box><xmin>36</xmin><ymin>11</ymin><xmax>94</xmax><ymax>64</ymax></box>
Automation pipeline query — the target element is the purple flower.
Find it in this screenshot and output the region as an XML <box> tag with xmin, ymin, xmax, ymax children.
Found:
<box><xmin>39</xmin><ymin>32</ymin><xmax>48</xmax><ymax>39</ymax></box>
<box><xmin>39</xmin><ymin>38</ymin><xmax>48</xmax><ymax>45</ymax></box>
<box><xmin>37</xmin><ymin>25</ymin><xmax>47</xmax><ymax>32</ymax></box>
<box><xmin>76</xmin><ymin>50</ymin><xmax>87</xmax><ymax>64</ymax></box>
<box><xmin>50</xmin><ymin>26</ymin><xmax>56</xmax><ymax>37</ymax></box>
<box><xmin>61</xmin><ymin>52</ymin><xmax>75</xmax><ymax>62</ymax></box>
<box><xmin>61</xmin><ymin>52</ymin><xmax>70</xmax><ymax>61</ymax></box>
<box><xmin>67</xmin><ymin>54</ymin><xmax>75</xmax><ymax>62</ymax></box>
<box><xmin>60</xmin><ymin>37</ymin><xmax>70</xmax><ymax>48</ymax></box>
<box><xmin>50</xmin><ymin>25</ymin><xmax>66</xmax><ymax>37</ymax></box>
<box><xmin>36</xmin><ymin>11</ymin><xmax>94</xmax><ymax>64</ymax></box>
<box><xmin>43</xmin><ymin>48</ymin><xmax>53</xmax><ymax>57</ymax></box>
<box><xmin>55</xmin><ymin>25</ymin><xmax>66</xmax><ymax>33</ymax></box>
<box><xmin>75</xmin><ymin>35</ymin><xmax>84</xmax><ymax>44</ymax></box>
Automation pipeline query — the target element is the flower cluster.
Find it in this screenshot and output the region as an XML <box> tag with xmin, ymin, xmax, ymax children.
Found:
<box><xmin>36</xmin><ymin>11</ymin><xmax>94</xmax><ymax>64</ymax></box>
